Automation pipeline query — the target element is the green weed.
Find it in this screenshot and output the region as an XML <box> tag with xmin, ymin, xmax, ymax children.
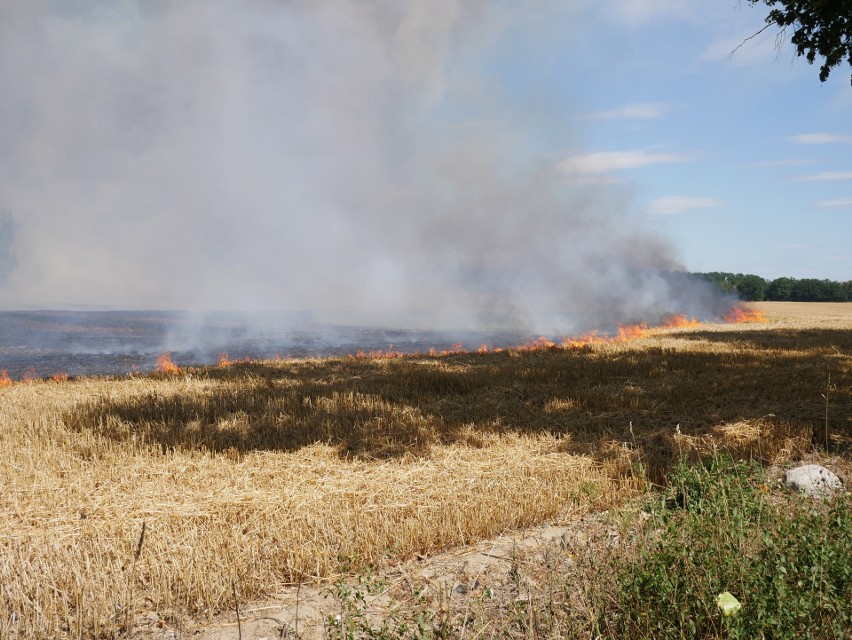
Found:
<box><xmin>325</xmin><ymin>568</ymin><xmax>448</xmax><ymax>640</ymax></box>
<box><xmin>602</xmin><ymin>454</ymin><xmax>852</xmax><ymax>639</ymax></box>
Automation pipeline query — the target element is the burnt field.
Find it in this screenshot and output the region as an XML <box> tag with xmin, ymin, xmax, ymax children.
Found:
<box><xmin>0</xmin><ymin>310</ymin><xmax>532</xmax><ymax>379</ymax></box>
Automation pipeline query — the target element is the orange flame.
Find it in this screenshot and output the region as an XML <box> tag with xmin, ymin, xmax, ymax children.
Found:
<box><xmin>218</xmin><ymin>353</ymin><xmax>232</xmax><ymax>367</ymax></box>
<box><xmin>422</xmin><ymin>343</ymin><xmax>468</xmax><ymax>358</ymax></box>
<box><xmin>347</xmin><ymin>345</ymin><xmax>409</xmax><ymax>360</ymax></box>
<box><xmin>155</xmin><ymin>353</ymin><xmax>180</xmax><ymax>373</ymax></box>
<box><xmin>51</xmin><ymin>372</ymin><xmax>69</xmax><ymax>382</ymax></box>
<box><xmin>662</xmin><ymin>314</ymin><xmax>701</xmax><ymax>328</ymax></box>
<box><xmin>724</xmin><ymin>305</ymin><xmax>768</xmax><ymax>324</ymax></box>
<box><xmin>616</xmin><ymin>323</ymin><xmax>650</xmax><ymax>341</ymax></box>
<box><xmin>519</xmin><ymin>336</ymin><xmax>556</xmax><ymax>351</ymax></box>
<box><xmin>0</xmin><ymin>370</ymin><xmax>10</xmax><ymax>387</ymax></box>
<box><xmin>561</xmin><ymin>315</ymin><xmax>701</xmax><ymax>349</ymax></box>
<box><xmin>335</xmin><ymin>307</ymin><xmax>767</xmax><ymax>363</ymax></box>
<box><xmin>562</xmin><ymin>330</ymin><xmax>604</xmax><ymax>349</ymax></box>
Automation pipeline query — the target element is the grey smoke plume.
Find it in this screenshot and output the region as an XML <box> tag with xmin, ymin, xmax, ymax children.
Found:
<box><xmin>0</xmin><ymin>0</ymin><xmax>721</xmax><ymax>334</ymax></box>
<box><xmin>0</xmin><ymin>210</ymin><xmax>16</xmax><ymax>284</ymax></box>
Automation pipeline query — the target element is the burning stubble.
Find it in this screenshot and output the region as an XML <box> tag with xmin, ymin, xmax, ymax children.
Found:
<box><xmin>0</xmin><ymin>1</ymin><xmax>723</xmax><ymax>339</ymax></box>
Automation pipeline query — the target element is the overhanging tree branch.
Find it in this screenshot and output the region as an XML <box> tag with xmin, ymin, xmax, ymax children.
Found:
<box><xmin>746</xmin><ymin>0</ymin><xmax>852</xmax><ymax>84</ymax></box>
<box><xmin>729</xmin><ymin>22</ymin><xmax>777</xmax><ymax>57</ymax></box>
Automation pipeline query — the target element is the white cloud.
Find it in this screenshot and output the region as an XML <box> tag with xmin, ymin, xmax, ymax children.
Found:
<box><xmin>796</xmin><ymin>171</ymin><xmax>852</xmax><ymax>181</ymax></box>
<box><xmin>789</xmin><ymin>133</ymin><xmax>852</xmax><ymax>144</ymax></box>
<box><xmin>556</xmin><ymin>148</ymin><xmax>692</xmax><ymax>182</ymax></box>
<box><xmin>816</xmin><ymin>198</ymin><xmax>852</xmax><ymax>208</ymax></box>
<box><xmin>647</xmin><ymin>196</ymin><xmax>724</xmax><ymax>216</ymax></box>
<box><xmin>581</xmin><ymin>102</ymin><xmax>673</xmax><ymax>120</ymax></box>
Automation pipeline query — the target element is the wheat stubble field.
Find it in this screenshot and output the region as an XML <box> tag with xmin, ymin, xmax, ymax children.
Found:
<box><xmin>1</xmin><ymin>302</ymin><xmax>850</xmax><ymax>638</ymax></box>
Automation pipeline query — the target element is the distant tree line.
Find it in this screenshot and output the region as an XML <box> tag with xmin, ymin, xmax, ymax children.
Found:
<box><xmin>692</xmin><ymin>272</ymin><xmax>852</xmax><ymax>302</ymax></box>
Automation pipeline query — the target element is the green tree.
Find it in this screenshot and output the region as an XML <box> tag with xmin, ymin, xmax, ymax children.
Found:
<box><xmin>791</xmin><ymin>278</ymin><xmax>818</xmax><ymax>301</ymax></box>
<box><xmin>735</xmin><ymin>273</ymin><xmax>769</xmax><ymax>301</ymax></box>
<box><xmin>818</xmin><ymin>278</ymin><xmax>848</xmax><ymax>301</ymax></box>
<box><xmin>701</xmin><ymin>272</ymin><xmax>737</xmax><ymax>293</ymax></box>
<box><xmin>748</xmin><ymin>0</ymin><xmax>852</xmax><ymax>84</ymax></box>
<box><xmin>766</xmin><ymin>277</ymin><xmax>796</xmax><ymax>300</ymax></box>
<box><xmin>694</xmin><ymin>273</ymin><xmax>848</xmax><ymax>301</ymax></box>
<box><xmin>790</xmin><ymin>278</ymin><xmax>846</xmax><ymax>301</ymax></box>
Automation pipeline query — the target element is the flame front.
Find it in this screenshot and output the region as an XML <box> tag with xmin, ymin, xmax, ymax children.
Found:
<box><xmin>724</xmin><ymin>305</ymin><xmax>768</xmax><ymax>324</ymax></box>
<box><xmin>617</xmin><ymin>323</ymin><xmax>650</xmax><ymax>341</ymax></box>
<box><xmin>155</xmin><ymin>353</ymin><xmax>180</xmax><ymax>373</ymax></box>
<box><xmin>0</xmin><ymin>306</ymin><xmax>774</xmax><ymax>381</ymax></box>
<box><xmin>662</xmin><ymin>314</ymin><xmax>701</xmax><ymax>328</ymax></box>
<box><xmin>525</xmin><ymin>336</ymin><xmax>556</xmax><ymax>349</ymax></box>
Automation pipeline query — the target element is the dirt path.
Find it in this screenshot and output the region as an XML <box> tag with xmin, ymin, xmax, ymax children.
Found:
<box><xmin>133</xmin><ymin>507</ymin><xmax>619</xmax><ymax>640</ymax></box>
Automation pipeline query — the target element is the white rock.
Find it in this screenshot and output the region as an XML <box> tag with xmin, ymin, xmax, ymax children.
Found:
<box><xmin>784</xmin><ymin>464</ymin><xmax>843</xmax><ymax>498</ymax></box>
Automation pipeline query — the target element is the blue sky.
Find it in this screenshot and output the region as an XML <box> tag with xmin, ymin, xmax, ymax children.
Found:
<box><xmin>481</xmin><ymin>0</ymin><xmax>851</xmax><ymax>281</ymax></box>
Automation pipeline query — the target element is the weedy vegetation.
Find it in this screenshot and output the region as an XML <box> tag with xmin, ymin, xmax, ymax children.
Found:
<box><xmin>0</xmin><ymin>302</ymin><xmax>849</xmax><ymax>638</ymax></box>
<box><xmin>322</xmin><ymin>453</ymin><xmax>851</xmax><ymax>640</ymax></box>
<box><xmin>603</xmin><ymin>454</ymin><xmax>852</xmax><ymax>639</ymax></box>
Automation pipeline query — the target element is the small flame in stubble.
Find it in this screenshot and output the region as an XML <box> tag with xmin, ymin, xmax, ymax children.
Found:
<box><xmin>724</xmin><ymin>304</ymin><xmax>768</xmax><ymax>324</ymax></box>
<box><xmin>662</xmin><ymin>314</ymin><xmax>702</xmax><ymax>328</ymax></box>
<box><xmin>155</xmin><ymin>353</ymin><xmax>180</xmax><ymax>373</ymax></box>
<box><xmin>616</xmin><ymin>323</ymin><xmax>650</xmax><ymax>341</ymax></box>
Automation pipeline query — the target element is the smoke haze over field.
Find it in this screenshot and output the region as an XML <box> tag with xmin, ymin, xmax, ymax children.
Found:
<box><xmin>0</xmin><ymin>0</ymin><xmax>727</xmax><ymax>334</ymax></box>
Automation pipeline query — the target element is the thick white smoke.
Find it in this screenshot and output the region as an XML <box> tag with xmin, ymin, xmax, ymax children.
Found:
<box><xmin>0</xmin><ymin>0</ymin><xmax>721</xmax><ymax>335</ymax></box>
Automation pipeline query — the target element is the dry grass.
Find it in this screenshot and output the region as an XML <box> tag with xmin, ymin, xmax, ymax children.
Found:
<box><xmin>1</xmin><ymin>303</ymin><xmax>850</xmax><ymax>638</ymax></box>
<box><xmin>752</xmin><ymin>301</ymin><xmax>852</xmax><ymax>326</ymax></box>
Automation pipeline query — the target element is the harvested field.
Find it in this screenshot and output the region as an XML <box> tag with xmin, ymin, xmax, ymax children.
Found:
<box><xmin>1</xmin><ymin>302</ymin><xmax>850</xmax><ymax>638</ymax></box>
